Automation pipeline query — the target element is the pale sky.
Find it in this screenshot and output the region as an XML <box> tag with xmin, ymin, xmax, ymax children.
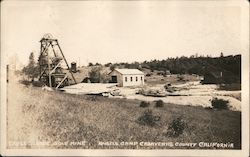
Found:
<box><xmin>1</xmin><ymin>0</ymin><xmax>249</xmax><ymax>66</ymax></box>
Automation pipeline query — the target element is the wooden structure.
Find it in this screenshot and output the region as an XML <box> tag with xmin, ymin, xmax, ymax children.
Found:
<box><xmin>38</xmin><ymin>34</ymin><xmax>76</xmax><ymax>89</ymax></box>
<box><xmin>109</xmin><ymin>69</ymin><xmax>144</xmax><ymax>87</ymax></box>
<box><xmin>71</xmin><ymin>62</ymin><xmax>77</xmax><ymax>73</ymax></box>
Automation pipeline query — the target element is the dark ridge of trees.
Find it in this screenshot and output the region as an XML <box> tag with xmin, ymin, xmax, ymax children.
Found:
<box><xmin>109</xmin><ymin>54</ymin><xmax>241</xmax><ymax>83</ymax></box>
<box><xmin>143</xmin><ymin>55</ymin><xmax>240</xmax><ymax>76</ymax></box>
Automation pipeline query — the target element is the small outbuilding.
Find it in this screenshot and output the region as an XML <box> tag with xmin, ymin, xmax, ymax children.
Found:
<box><xmin>109</xmin><ymin>69</ymin><xmax>144</xmax><ymax>87</ymax></box>
<box><xmin>71</xmin><ymin>62</ymin><xmax>77</xmax><ymax>73</ymax></box>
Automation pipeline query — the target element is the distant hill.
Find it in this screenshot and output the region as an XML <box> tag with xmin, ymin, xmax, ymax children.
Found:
<box><xmin>110</xmin><ymin>54</ymin><xmax>241</xmax><ymax>84</ymax></box>
<box><xmin>69</xmin><ymin>54</ymin><xmax>241</xmax><ymax>84</ymax></box>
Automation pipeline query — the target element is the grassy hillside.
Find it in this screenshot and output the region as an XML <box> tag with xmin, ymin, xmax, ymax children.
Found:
<box><xmin>7</xmin><ymin>82</ymin><xmax>241</xmax><ymax>149</ymax></box>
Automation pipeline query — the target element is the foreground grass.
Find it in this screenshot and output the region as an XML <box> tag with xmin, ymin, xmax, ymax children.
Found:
<box><xmin>7</xmin><ymin>82</ymin><xmax>241</xmax><ymax>149</ymax></box>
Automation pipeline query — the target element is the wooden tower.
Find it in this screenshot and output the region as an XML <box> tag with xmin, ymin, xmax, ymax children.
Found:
<box><xmin>38</xmin><ymin>34</ymin><xmax>76</xmax><ymax>89</ymax></box>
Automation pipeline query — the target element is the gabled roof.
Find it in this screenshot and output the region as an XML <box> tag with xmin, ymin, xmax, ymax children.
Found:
<box><xmin>114</xmin><ymin>69</ymin><xmax>144</xmax><ymax>75</ymax></box>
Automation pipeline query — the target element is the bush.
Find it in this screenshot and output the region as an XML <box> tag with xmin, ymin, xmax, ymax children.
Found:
<box><xmin>89</xmin><ymin>67</ymin><xmax>109</xmax><ymax>83</ymax></box>
<box><xmin>19</xmin><ymin>80</ymin><xmax>31</xmax><ymax>86</ymax></box>
<box><xmin>167</xmin><ymin>117</ymin><xmax>186</xmax><ymax>137</ymax></box>
<box><xmin>211</xmin><ymin>98</ymin><xmax>229</xmax><ymax>110</ymax></box>
<box><xmin>137</xmin><ymin>109</ymin><xmax>160</xmax><ymax>127</ymax></box>
<box><xmin>155</xmin><ymin>100</ymin><xmax>164</xmax><ymax>107</ymax></box>
<box><xmin>89</xmin><ymin>67</ymin><xmax>101</xmax><ymax>83</ymax></box>
<box><xmin>140</xmin><ymin>101</ymin><xmax>150</xmax><ymax>107</ymax></box>
<box><xmin>32</xmin><ymin>81</ymin><xmax>44</xmax><ymax>87</ymax></box>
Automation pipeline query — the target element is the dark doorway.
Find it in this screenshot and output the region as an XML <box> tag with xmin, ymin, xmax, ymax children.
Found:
<box><xmin>111</xmin><ymin>76</ymin><xmax>118</xmax><ymax>83</ymax></box>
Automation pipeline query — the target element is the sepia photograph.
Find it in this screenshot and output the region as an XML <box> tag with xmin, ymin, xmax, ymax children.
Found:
<box><xmin>0</xmin><ymin>0</ymin><xmax>249</xmax><ymax>156</ymax></box>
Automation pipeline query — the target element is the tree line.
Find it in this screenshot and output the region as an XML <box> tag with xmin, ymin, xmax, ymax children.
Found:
<box><xmin>106</xmin><ymin>54</ymin><xmax>241</xmax><ymax>82</ymax></box>
<box><xmin>22</xmin><ymin>52</ymin><xmax>241</xmax><ymax>84</ymax></box>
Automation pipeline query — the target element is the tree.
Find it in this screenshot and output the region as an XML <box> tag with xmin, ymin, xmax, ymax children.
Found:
<box><xmin>105</xmin><ymin>62</ymin><xmax>112</xmax><ymax>67</ymax></box>
<box><xmin>29</xmin><ymin>52</ymin><xmax>35</xmax><ymax>66</ymax></box>
<box><xmin>110</xmin><ymin>65</ymin><xmax>116</xmax><ymax>71</ymax></box>
<box><xmin>22</xmin><ymin>52</ymin><xmax>39</xmax><ymax>81</ymax></box>
<box><xmin>95</xmin><ymin>62</ymin><xmax>101</xmax><ymax>66</ymax></box>
<box><xmin>88</xmin><ymin>62</ymin><xmax>93</xmax><ymax>66</ymax></box>
<box><xmin>89</xmin><ymin>67</ymin><xmax>101</xmax><ymax>83</ymax></box>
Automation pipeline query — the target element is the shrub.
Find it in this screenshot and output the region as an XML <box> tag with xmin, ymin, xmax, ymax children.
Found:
<box><xmin>89</xmin><ymin>67</ymin><xmax>109</xmax><ymax>83</ymax></box>
<box><xmin>211</xmin><ymin>98</ymin><xmax>229</xmax><ymax>110</ymax></box>
<box><xmin>89</xmin><ymin>67</ymin><xmax>101</xmax><ymax>83</ymax></box>
<box><xmin>19</xmin><ymin>80</ymin><xmax>31</xmax><ymax>86</ymax></box>
<box><xmin>137</xmin><ymin>109</ymin><xmax>160</xmax><ymax>127</ymax></box>
<box><xmin>155</xmin><ymin>100</ymin><xmax>164</xmax><ymax>107</ymax></box>
<box><xmin>140</xmin><ymin>101</ymin><xmax>150</xmax><ymax>107</ymax></box>
<box><xmin>32</xmin><ymin>81</ymin><xmax>44</xmax><ymax>87</ymax></box>
<box><xmin>167</xmin><ymin>117</ymin><xmax>186</xmax><ymax>137</ymax></box>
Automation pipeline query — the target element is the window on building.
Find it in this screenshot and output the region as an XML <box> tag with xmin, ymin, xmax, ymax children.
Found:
<box><xmin>141</xmin><ymin>76</ymin><xmax>143</xmax><ymax>81</ymax></box>
<box><xmin>131</xmin><ymin>77</ymin><xmax>133</xmax><ymax>82</ymax></box>
<box><xmin>125</xmin><ymin>77</ymin><xmax>127</xmax><ymax>82</ymax></box>
<box><xmin>136</xmin><ymin>77</ymin><xmax>138</xmax><ymax>81</ymax></box>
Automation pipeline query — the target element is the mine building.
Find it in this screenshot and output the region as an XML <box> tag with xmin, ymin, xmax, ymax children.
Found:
<box><xmin>109</xmin><ymin>69</ymin><xmax>144</xmax><ymax>87</ymax></box>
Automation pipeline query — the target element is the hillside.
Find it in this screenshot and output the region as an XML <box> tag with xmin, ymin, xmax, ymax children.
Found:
<box><xmin>7</xmin><ymin>80</ymin><xmax>241</xmax><ymax>149</ymax></box>
<box><xmin>67</xmin><ymin>54</ymin><xmax>241</xmax><ymax>86</ymax></box>
<box><xmin>108</xmin><ymin>54</ymin><xmax>241</xmax><ymax>84</ymax></box>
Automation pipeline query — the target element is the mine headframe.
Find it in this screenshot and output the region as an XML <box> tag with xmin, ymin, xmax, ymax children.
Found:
<box><xmin>38</xmin><ymin>34</ymin><xmax>77</xmax><ymax>89</ymax></box>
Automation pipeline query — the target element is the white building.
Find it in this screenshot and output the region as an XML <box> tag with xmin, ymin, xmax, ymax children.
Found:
<box><xmin>109</xmin><ymin>69</ymin><xmax>144</xmax><ymax>87</ymax></box>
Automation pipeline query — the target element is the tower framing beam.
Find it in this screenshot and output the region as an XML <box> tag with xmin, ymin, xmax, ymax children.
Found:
<box><xmin>38</xmin><ymin>34</ymin><xmax>77</xmax><ymax>88</ymax></box>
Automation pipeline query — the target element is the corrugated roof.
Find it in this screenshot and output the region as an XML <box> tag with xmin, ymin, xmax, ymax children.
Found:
<box><xmin>115</xmin><ymin>69</ymin><xmax>144</xmax><ymax>75</ymax></box>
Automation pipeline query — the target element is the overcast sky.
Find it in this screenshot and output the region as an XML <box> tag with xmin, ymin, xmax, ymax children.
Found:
<box><xmin>1</xmin><ymin>0</ymin><xmax>249</xmax><ymax>66</ymax></box>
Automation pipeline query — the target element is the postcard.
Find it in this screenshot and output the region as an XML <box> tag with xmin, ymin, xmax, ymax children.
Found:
<box><xmin>1</xmin><ymin>0</ymin><xmax>249</xmax><ymax>156</ymax></box>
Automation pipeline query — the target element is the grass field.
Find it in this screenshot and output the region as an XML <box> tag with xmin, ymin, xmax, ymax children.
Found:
<box><xmin>7</xmin><ymin>81</ymin><xmax>241</xmax><ymax>149</ymax></box>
